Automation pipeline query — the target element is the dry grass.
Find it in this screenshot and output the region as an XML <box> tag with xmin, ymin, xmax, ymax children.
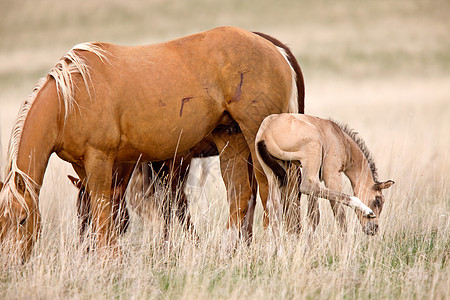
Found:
<box><xmin>0</xmin><ymin>0</ymin><xmax>449</xmax><ymax>299</ymax></box>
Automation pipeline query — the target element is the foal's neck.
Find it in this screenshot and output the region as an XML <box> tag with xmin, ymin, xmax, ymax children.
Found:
<box><xmin>343</xmin><ymin>134</ymin><xmax>375</xmax><ymax>197</ymax></box>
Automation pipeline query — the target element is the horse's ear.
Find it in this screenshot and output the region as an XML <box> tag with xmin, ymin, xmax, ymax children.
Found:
<box><xmin>67</xmin><ymin>175</ymin><xmax>83</xmax><ymax>189</ymax></box>
<box><xmin>15</xmin><ymin>173</ymin><xmax>26</xmax><ymax>195</ymax></box>
<box><xmin>374</xmin><ymin>180</ymin><xmax>395</xmax><ymax>190</ymax></box>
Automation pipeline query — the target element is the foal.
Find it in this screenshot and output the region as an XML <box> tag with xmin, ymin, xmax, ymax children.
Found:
<box><xmin>256</xmin><ymin>113</ymin><xmax>394</xmax><ymax>235</ymax></box>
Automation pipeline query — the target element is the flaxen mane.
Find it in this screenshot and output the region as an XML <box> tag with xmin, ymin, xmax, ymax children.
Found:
<box><xmin>332</xmin><ymin>121</ymin><xmax>379</xmax><ymax>182</ymax></box>
<box><xmin>1</xmin><ymin>43</ymin><xmax>109</xmax><ymax>210</ymax></box>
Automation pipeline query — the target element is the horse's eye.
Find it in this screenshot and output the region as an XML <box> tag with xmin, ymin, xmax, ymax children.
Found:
<box><xmin>19</xmin><ymin>217</ymin><xmax>27</xmax><ymax>226</ymax></box>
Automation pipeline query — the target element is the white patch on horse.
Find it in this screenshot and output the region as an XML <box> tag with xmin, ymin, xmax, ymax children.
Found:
<box><xmin>276</xmin><ymin>46</ymin><xmax>298</xmax><ymax>114</ymax></box>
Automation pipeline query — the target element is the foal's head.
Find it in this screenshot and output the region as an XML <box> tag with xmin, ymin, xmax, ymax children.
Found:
<box><xmin>0</xmin><ymin>173</ymin><xmax>41</xmax><ymax>263</ymax></box>
<box><xmin>335</xmin><ymin>121</ymin><xmax>395</xmax><ymax>235</ymax></box>
<box><xmin>357</xmin><ymin>180</ymin><xmax>394</xmax><ymax>235</ymax></box>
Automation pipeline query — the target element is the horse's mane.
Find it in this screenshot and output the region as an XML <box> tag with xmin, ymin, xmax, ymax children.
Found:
<box><xmin>333</xmin><ymin>121</ymin><xmax>379</xmax><ymax>182</ymax></box>
<box><xmin>1</xmin><ymin>43</ymin><xmax>109</xmax><ymax>210</ymax></box>
<box><xmin>1</xmin><ymin>79</ymin><xmax>46</xmax><ymax>211</ymax></box>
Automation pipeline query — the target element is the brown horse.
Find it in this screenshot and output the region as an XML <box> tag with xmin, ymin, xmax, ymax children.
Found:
<box><xmin>0</xmin><ymin>26</ymin><xmax>304</xmax><ymax>261</ymax></box>
<box><xmin>255</xmin><ymin>114</ymin><xmax>394</xmax><ymax>235</ymax></box>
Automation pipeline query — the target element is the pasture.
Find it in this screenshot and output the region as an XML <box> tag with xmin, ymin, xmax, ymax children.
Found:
<box><xmin>0</xmin><ymin>0</ymin><xmax>448</xmax><ymax>298</ymax></box>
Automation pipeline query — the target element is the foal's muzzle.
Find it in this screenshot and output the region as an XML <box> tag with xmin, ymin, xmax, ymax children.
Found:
<box><xmin>363</xmin><ymin>220</ymin><xmax>379</xmax><ymax>235</ymax></box>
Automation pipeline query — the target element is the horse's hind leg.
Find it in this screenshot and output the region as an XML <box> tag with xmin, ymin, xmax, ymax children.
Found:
<box><xmin>242</xmin><ymin>156</ymin><xmax>257</xmax><ymax>243</ymax></box>
<box><xmin>211</xmin><ymin>128</ymin><xmax>253</xmax><ymax>241</ymax></box>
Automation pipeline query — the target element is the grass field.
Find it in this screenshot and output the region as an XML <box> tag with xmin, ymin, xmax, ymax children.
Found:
<box><xmin>0</xmin><ymin>0</ymin><xmax>449</xmax><ymax>298</ymax></box>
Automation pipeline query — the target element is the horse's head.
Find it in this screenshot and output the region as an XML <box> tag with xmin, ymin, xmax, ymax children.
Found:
<box><xmin>67</xmin><ymin>175</ymin><xmax>130</xmax><ymax>236</ymax></box>
<box><xmin>67</xmin><ymin>175</ymin><xmax>88</xmax><ymax>214</ymax></box>
<box><xmin>356</xmin><ymin>180</ymin><xmax>394</xmax><ymax>235</ymax></box>
<box><xmin>0</xmin><ymin>173</ymin><xmax>41</xmax><ymax>263</ymax></box>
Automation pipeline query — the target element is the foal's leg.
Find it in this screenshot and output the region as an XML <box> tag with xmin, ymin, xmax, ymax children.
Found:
<box><xmin>290</xmin><ymin>141</ymin><xmax>323</xmax><ymax>232</ymax></box>
<box><xmin>306</xmin><ymin>194</ymin><xmax>320</xmax><ymax>232</ymax></box>
<box><xmin>323</xmin><ymin>171</ymin><xmax>347</xmax><ymax>232</ymax></box>
<box><xmin>300</xmin><ymin>175</ymin><xmax>374</xmax><ymax>218</ymax></box>
<box><xmin>265</xmin><ymin>169</ymin><xmax>283</xmax><ymax>237</ymax></box>
<box><xmin>284</xmin><ymin>165</ymin><xmax>302</xmax><ymax>234</ymax></box>
<box><xmin>83</xmin><ymin>148</ymin><xmax>116</xmax><ymax>251</ymax></box>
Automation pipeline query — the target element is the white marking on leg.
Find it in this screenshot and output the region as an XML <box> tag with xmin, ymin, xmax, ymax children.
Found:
<box><xmin>350</xmin><ymin>196</ymin><xmax>375</xmax><ymax>217</ymax></box>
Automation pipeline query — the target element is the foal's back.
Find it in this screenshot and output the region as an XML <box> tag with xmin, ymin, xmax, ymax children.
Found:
<box><xmin>260</xmin><ymin>114</ymin><xmax>347</xmax><ymax>155</ymax></box>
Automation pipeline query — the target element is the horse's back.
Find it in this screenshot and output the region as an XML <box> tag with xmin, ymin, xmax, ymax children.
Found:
<box><xmin>79</xmin><ymin>26</ymin><xmax>292</xmax><ymax>105</ymax></box>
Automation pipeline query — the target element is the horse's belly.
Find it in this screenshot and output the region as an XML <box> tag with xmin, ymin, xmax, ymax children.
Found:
<box><xmin>116</xmin><ymin>99</ymin><xmax>220</xmax><ymax>162</ymax></box>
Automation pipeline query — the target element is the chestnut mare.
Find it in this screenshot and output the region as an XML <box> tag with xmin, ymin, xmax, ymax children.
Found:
<box><xmin>256</xmin><ymin>114</ymin><xmax>394</xmax><ymax>236</ymax></box>
<box><xmin>0</xmin><ymin>27</ymin><xmax>304</xmax><ymax>261</ymax></box>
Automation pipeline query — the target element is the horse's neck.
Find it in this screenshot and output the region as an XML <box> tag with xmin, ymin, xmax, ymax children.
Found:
<box><xmin>343</xmin><ymin>135</ymin><xmax>374</xmax><ymax>196</ymax></box>
<box><xmin>14</xmin><ymin>80</ymin><xmax>60</xmax><ymax>187</ymax></box>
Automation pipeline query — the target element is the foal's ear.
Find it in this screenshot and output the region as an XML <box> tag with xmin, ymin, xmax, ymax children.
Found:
<box><xmin>67</xmin><ymin>175</ymin><xmax>83</xmax><ymax>189</ymax></box>
<box><xmin>15</xmin><ymin>173</ymin><xmax>26</xmax><ymax>195</ymax></box>
<box><xmin>374</xmin><ymin>180</ymin><xmax>395</xmax><ymax>190</ymax></box>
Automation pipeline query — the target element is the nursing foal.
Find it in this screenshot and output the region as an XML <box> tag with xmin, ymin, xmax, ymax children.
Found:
<box><xmin>256</xmin><ymin>113</ymin><xmax>394</xmax><ymax>235</ymax></box>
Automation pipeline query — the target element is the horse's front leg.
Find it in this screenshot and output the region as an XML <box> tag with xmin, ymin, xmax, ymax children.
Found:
<box><xmin>84</xmin><ymin>148</ymin><xmax>116</xmax><ymax>253</ymax></box>
<box><xmin>168</xmin><ymin>155</ymin><xmax>199</xmax><ymax>241</ymax></box>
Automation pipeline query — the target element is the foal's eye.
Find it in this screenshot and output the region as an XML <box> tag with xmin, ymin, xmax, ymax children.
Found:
<box><xmin>19</xmin><ymin>217</ymin><xmax>27</xmax><ymax>226</ymax></box>
<box><xmin>373</xmin><ymin>196</ymin><xmax>382</xmax><ymax>207</ymax></box>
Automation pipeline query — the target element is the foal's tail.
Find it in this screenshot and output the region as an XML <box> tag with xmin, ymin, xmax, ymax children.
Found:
<box><xmin>256</xmin><ymin>140</ymin><xmax>287</xmax><ymax>187</ymax></box>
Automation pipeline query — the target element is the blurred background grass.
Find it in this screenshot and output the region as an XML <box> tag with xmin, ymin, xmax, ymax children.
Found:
<box><xmin>1</xmin><ymin>0</ymin><xmax>450</xmax><ymax>91</ymax></box>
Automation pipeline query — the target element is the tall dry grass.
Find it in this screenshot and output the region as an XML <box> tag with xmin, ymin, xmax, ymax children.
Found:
<box><xmin>0</xmin><ymin>0</ymin><xmax>449</xmax><ymax>298</ymax></box>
